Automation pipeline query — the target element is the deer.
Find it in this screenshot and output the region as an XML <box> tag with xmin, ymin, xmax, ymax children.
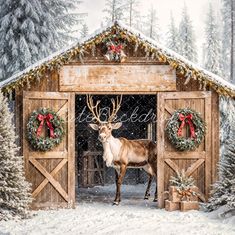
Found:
<box><xmin>87</xmin><ymin>95</ymin><xmax>158</xmax><ymax>205</ymax></box>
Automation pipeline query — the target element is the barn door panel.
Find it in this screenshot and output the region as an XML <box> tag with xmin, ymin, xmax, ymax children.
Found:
<box><xmin>23</xmin><ymin>92</ymin><xmax>75</xmax><ymax>209</ymax></box>
<box><xmin>157</xmin><ymin>91</ymin><xmax>212</xmax><ymax>208</ymax></box>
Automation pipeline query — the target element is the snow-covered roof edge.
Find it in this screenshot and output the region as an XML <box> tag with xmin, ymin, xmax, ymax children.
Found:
<box><xmin>1</xmin><ymin>21</ymin><xmax>235</xmax><ymax>97</ymax></box>
<box><xmin>0</xmin><ymin>21</ymin><xmax>114</xmax><ymax>88</ymax></box>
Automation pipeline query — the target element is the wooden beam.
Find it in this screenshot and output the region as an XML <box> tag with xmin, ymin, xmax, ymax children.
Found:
<box><xmin>59</xmin><ymin>65</ymin><xmax>176</xmax><ymax>92</ymax></box>
<box><xmin>164</xmin><ymin>159</ymin><xmax>180</xmax><ymax>173</ymax></box>
<box><xmin>185</xmin><ymin>159</ymin><xmax>205</xmax><ymax>177</ymax></box>
<box><xmin>30</xmin><ymin>159</ymin><xmax>69</xmax><ymax>201</ymax></box>
<box><xmin>164</xmin><ymin>105</ymin><xmax>175</xmax><ymax>115</ymax></box>
<box><xmin>29</xmin><ymin>151</ymin><xmax>68</xmax><ymax>159</ymax></box>
<box><xmin>164</xmin><ymin>151</ymin><xmax>206</xmax><ymax>159</ymax></box>
<box><xmin>32</xmin><ymin>159</ymin><xmax>67</xmax><ymax>198</ymax></box>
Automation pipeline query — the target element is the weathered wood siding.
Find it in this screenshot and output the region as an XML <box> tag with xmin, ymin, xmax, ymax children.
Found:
<box><xmin>14</xmin><ymin>45</ymin><xmax>220</xmax><ymax>209</ymax></box>
<box><xmin>60</xmin><ymin>65</ymin><xmax>176</xmax><ymax>92</ymax></box>
<box><xmin>157</xmin><ymin>91</ymin><xmax>212</xmax><ymax>208</ymax></box>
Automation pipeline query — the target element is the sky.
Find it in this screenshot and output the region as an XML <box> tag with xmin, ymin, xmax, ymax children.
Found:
<box><xmin>80</xmin><ymin>0</ymin><xmax>222</xmax><ymax>62</ymax></box>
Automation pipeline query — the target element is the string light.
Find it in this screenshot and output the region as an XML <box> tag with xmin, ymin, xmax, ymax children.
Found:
<box><xmin>1</xmin><ymin>23</ymin><xmax>235</xmax><ymax>98</ymax></box>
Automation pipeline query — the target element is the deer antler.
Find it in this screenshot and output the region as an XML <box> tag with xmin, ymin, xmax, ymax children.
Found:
<box><xmin>86</xmin><ymin>95</ymin><xmax>102</xmax><ymax>123</ymax></box>
<box><xmin>108</xmin><ymin>95</ymin><xmax>122</xmax><ymax>123</ymax></box>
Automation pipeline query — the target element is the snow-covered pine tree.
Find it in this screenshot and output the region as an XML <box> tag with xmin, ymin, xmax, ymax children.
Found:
<box><xmin>0</xmin><ymin>91</ymin><xmax>31</xmax><ymax>220</ymax></box>
<box><xmin>220</xmin><ymin>96</ymin><xmax>235</xmax><ymax>159</ymax></box>
<box><xmin>80</xmin><ymin>23</ymin><xmax>89</xmax><ymax>38</ymax></box>
<box><xmin>123</xmin><ymin>0</ymin><xmax>140</xmax><ymax>28</ymax></box>
<box><xmin>221</xmin><ymin>0</ymin><xmax>235</xmax><ymax>83</ymax></box>
<box><xmin>103</xmin><ymin>0</ymin><xmax>124</xmax><ymax>23</ymax></box>
<box><xmin>144</xmin><ymin>5</ymin><xmax>161</xmax><ymax>41</ymax></box>
<box><xmin>42</xmin><ymin>0</ymin><xmax>87</xmax><ymax>49</ymax></box>
<box><xmin>0</xmin><ymin>0</ymin><xmax>86</xmax><ymax>81</ymax></box>
<box><xmin>203</xmin><ymin>3</ymin><xmax>222</xmax><ymax>76</ymax></box>
<box><xmin>166</xmin><ymin>12</ymin><xmax>179</xmax><ymax>53</ymax></box>
<box><xmin>0</xmin><ymin>0</ymin><xmax>53</xmax><ymax>80</ymax></box>
<box><xmin>178</xmin><ymin>4</ymin><xmax>197</xmax><ymax>62</ymax></box>
<box><xmin>206</xmin><ymin>135</ymin><xmax>235</xmax><ymax>214</ymax></box>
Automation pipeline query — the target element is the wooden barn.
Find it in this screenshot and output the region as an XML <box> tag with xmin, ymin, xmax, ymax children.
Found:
<box><xmin>1</xmin><ymin>21</ymin><xmax>235</xmax><ymax>210</ymax></box>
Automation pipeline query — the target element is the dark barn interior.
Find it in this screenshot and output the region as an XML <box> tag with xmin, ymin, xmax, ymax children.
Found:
<box><xmin>75</xmin><ymin>95</ymin><xmax>157</xmax><ymax>201</ymax></box>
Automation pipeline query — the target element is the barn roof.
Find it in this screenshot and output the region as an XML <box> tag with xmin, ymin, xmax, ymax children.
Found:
<box><xmin>1</xmin><ymin>21</ymin><xmax>235</xmax><ymax>97</ymax></box>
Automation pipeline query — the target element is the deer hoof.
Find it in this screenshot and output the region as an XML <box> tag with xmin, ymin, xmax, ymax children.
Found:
<box><xmin>113</xmin><ymin>201</ymin><xmax>120</xmax><ymax>205</ymax></box>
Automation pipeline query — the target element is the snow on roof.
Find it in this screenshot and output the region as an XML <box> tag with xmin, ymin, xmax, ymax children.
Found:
<box><xmin>1</xmin><ymin>21</ymin><xmax>235</xmax><ymax>97</ymax></box>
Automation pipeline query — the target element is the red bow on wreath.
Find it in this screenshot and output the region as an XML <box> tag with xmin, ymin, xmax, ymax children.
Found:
<box><xmin>177</xmin><ymin>113</ymin><xmax>196</xmax><ymax>138</ymax></box>
<box><xmin>108</xmin><ymin>44</ymin><xmax>123</xmax><ymax>53</ymax></box>
<box><xmin>36</xmin><ymin>114</ymin><xmax>55</xmax><ymax>138</ymax></box>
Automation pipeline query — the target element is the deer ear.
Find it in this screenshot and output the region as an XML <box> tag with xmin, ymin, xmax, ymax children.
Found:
<box><xmin>89</xmin><ymin>123</ymin><xmax>99</xmax><ymax>130</ymax></box>
<box><xmin>112</xmin><ymin>122</ymin><xmax>122</xmax><ymax>130</ymax></box>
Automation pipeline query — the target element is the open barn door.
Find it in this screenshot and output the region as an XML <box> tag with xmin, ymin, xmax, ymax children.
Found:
<box><xmin>23</xmin><ymin>92</ymin><xmax>75</xmax><ymax>209</ymax></box>
<box><xmin>157</xmin><ymin>91</ymin><xmax>212</xmax><ymax>208</ymax></box>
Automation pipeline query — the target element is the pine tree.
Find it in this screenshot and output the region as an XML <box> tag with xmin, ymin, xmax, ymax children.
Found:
<box><xmin>221</xmin><ymin>0</ymin><xmax>235</xmax><ymax>83</ymax></box>
<box><xmin>103</xmin><ymin>0</ymin><xmax>124</xmax><ymax>23</ymax></box>
<box><xmin>0</xmin><ymin>0</ymin><xmax>52</xmax><ymax>80</ymax></box>
<box><xmin>80</xmin><ymin>23</ymin><xmax>89</xmax><ymax>38</ymax></box>
<box><xmin>178</xmin><ymin>4</ymin><xmax>197</xmax><ymax>62</ymax></box>
<box><xmin>166</xmin><ymin>12</ymin><xmax>179</xmax><ymax>52</ymax></box>
<box><xmin>42</xmin><ymin>0</ymin><xmax>86</xmax><ymax>48</ymax></box>
<box><xmin>123</xmin><ymin>0</ymin><xmax>140</xmax><ymax>27</ymax></box>
<box><xmin>144</xmin><ymin>5</ymin><xmax>161</xmax><ymax>41</ymax></box>
<box><xmin>206</xmin><ymin>136</ymin><xmax>235</xmax><ymax>214</ymax></box>
<box><xmin>220</xmin><ymin>96</ymin><xmax>235</xmax><ymax>157</ymax></box>
<box><xmin>0</xmin><ymin>92</ymin><xmax>32</xmax><ymax>220</ymax></box>
<box><xmin>203</xmin><ymin>3</ymin><xmax>222</xmax><ymax>76</ymax></box>
<box><xmin>0</xmin><ymin>0</ymin><xmax>85</xmax><ymax>81</ymax></box>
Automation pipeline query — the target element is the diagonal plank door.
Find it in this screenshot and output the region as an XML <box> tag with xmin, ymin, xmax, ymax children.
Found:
<box><xmin>23</xmin><ymin>92</ymin><xmax>75</xmax><ymax>209</ymax></box>
<box><xmin>157</xmin><ymin>91</ymin><xmax>212</xmax><ymax>208</ymax></box>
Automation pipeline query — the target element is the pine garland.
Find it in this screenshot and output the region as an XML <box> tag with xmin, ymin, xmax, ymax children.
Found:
<box><xmin>165</xmin><ymin>108</ymin><xmax>206</xmax><ymax>151</ymax></box>
<box><xmin>27</xmin><ymin>108</ymin><xmax>65</xmax><ymax>151</ymax></box>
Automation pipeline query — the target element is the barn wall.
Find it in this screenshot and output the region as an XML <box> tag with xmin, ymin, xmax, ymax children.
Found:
<box><xmin>15</xmin><ymin>53</ymin><xmax>220</xmax><ymax>188</ymax></box>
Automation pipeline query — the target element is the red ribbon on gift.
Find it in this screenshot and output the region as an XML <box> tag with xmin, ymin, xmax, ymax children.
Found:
<box><xmin>36</xmin><ymin>113</ymin><xmax>55</xmax><ymax>138</ymax></box>
<box><xmin>109</xmin><ymin>44</ymin><xmax>123</xmax><ymax>53</ymax></box>
<box><xmin>177</xmin><ymin>113</ymin><xmax>196</xmax><ymax>138</ymax></box>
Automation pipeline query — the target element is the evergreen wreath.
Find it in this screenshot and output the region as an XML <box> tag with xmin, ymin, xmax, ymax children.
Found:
<box><xmin>165</xmin><ymin>108</ymin><xmax>205</xmax><ymax>151</ymax></box>
<box><xmin>27</xmin><ymin>108</ymin><xmax>65</xmax><ymax>151</ymax></box>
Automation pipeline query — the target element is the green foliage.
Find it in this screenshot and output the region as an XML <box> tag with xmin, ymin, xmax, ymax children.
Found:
<box><xmin>206</xmin><ymin>137</ymin><xmax>235</xmax><ymax>212</ymax></box>
<box><xmin>27</xmin><ymin>108</ymin><xmax>65</xmax><ymax>151</ymax></box>
<box><xmin>165</xmin><ymin>108</ymin><xmax>206</xmax><ymax>151</ymax></box>
<box><xmin>0</xmin><ymin>91</ymin><xmax>32</xmax><ymax>220</ymax></box>
<box><xmin>170</xmin><ymin>170</ymin><xmax>195</xmax><ymax>191</ymax></box>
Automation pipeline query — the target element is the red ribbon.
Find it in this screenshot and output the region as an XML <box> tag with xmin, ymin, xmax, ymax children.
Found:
<box><xmin>36</xmin><ymin>114</ymin><xmax>55</xmax><ymax>138</ymax></box>
<box><xmin>177</xmin><ymin>113</ymin><xmax>196</xmax><ymax>138</ymax></box>
<box><xmin>108</xmin><ymin>44</ymin><xmax>122</xmax><ymax>53</ymax></box>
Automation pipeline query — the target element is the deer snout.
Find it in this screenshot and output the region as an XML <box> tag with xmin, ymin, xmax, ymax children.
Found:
<box><xmin>98</xmin><ymin>133</ymin><xmax>106</xmax><ymax>142</ymax></box>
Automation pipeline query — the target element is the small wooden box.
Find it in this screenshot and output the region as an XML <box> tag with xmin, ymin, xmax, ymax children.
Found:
<box><xmin>165</xmin><ymin>200</ymin><xmax>180</xmax><ymax>211</ymax></box>
<box><xmin>180</xmin><ymin>201</ymin><xmax>199</xmax><ymax>212</ymax></box>
<box><xmin>169</xmin><ymin>186</ymin><xmax>199</xmax><ymax>202</ymax></box>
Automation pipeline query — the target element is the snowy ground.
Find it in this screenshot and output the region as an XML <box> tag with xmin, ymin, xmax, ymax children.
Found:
<box><xmin>0</xmin><ymin>184</ymin><xmax>234</xmax><ymax>235</ymax></box>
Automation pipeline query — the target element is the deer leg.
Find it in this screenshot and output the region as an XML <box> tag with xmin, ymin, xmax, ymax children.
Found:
<box><xmin>153</xmin><ymin>179</ymin><xmax>158</xmax><ymax>202</ymax></box>
<box><xmin>144</xmin><ymin>174</ymin><xmax>153</xmax><ymax>200</ymax></box>
<box><xmin>113</xmin><ymin>164</ymin><xmax>127</xmax><ymax>205</ymax></box>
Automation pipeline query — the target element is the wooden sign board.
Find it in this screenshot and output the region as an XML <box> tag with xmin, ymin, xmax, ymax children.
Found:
<box><xmin>59</xmin><ymin>65</ymin><xmax>176</xmax><ymax>92</ymax></box>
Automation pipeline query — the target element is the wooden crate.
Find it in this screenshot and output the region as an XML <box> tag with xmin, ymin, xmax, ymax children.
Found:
<box><xmin>180</xmin><ymin>201</ymin><xmax>199</xmax><ymax>212</ymax></box>
<box><xmin>165</xmin><ymin>200</ymin><xmax>180</xmax><ymax>211</ymax></box>
<box><xmin>169</xmin><ymin>186</ymin><xmax>199</xmax><ymax>202</ymax></box>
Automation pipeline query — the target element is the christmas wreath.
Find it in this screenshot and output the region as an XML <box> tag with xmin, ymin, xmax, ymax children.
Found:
<box><xmin>165</xmin><ymin>108</ymin><xmax>205</xmax><ymax>151</ymax></box>
<box><xmin>27</xmin><ymin>108</ymin><xmax>65</xmax><ymax>151</ymax></box>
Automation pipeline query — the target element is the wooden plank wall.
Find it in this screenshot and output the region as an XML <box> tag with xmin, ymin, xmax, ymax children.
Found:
<box><xmin>14</xmin><ymin>45</ymin><xmax>220</xmax><ymax>205</ymax></box>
